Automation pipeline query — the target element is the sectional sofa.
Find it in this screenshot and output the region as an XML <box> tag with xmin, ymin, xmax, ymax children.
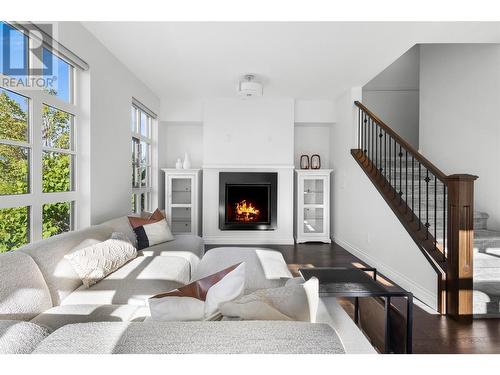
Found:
<box><xmin>0</xmin><ymin>215</ymin><xmax>375</xmax><ymax>354</ymax></box>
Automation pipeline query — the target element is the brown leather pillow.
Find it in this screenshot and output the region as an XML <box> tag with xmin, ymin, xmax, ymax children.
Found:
<box><xmin>128</xmin><ymin>208</ymin><xmax>164</xmax><ymax>229</ymax></box>
<box><xmin>150</xmin><ymin>263</ymin><xmax>242</xmax><ymax>302</ymax></box>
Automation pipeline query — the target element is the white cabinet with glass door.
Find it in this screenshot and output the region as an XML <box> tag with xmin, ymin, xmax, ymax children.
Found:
<box><xmin>162</xmin><ymin>169</ymin><xmax>201</xmax><ymax>236</ymax></box>
<box><xmin>295</xmin><ymin>169</ymin><xmax>332</xmax><ymax>243</ymax></box>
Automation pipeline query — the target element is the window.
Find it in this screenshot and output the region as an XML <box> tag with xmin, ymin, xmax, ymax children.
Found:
<box><xmin>131</xmin><ymin>101</ymin><xmax>156</xmax><ymax>214</ymax></box>
<box><xmin>0</xmin><ymin>22</ymin><xmax>79</xmax><ymax>252</ymax></box>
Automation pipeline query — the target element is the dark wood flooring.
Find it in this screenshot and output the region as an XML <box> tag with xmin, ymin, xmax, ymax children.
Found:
<box><xmin>206</xmin><ymin>242</ymin><xmax>500</xmax><ymax>354</ymax></box>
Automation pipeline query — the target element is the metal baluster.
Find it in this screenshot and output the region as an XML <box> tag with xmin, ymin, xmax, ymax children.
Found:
<box><xmin>419</xmin><ymin>163</ymin><xmax>421</xmax><ymax>230</ymax></box>
<box><xmin>379</xmin><ymin>129</ymin><xmax>383</xmax><ymax>173</ymax></box>
<box><xmin>399</xmin><ymin>145</ymin><xmax>402</xmax><ymax>204</ymax></box>
<box><xmin>394</xmin><ymin>139</ymin><xmax>397</xmax><ymax>198</ymax></box>
<box><xmin>358</xmin><ymin>108</ymin><xmax>361</xmax><ymax>149</ymax></box>
<box><xmin>363</xmin><ymin>112</ymin><xmax>367</xmax><ymax>155</ymax></box>
<box><xmin>388</xmin><ymin>135</ymin><xmax>391</xmax><ymax>186</ymax></box>
<box><xmin>411</xmin><ymin>155</ymin><xmax>414</xmax><ymax>219</ymax></box>
<box><xmin>372</xmin><ymin>119</ymin><xmax>375</xmax><ymax>167</ymax></box>
<box><xmin>443</xmin><ymin>184</ymin><xmax>447</xmax><ymax>261</ymax></box>
<box><xmin>434</xmin><ymin>175</ymin><xmax>437</xmax><ymax>251</ymax></box>
<box><xmin>375</xmin><ymin>123</ymin><xmax>378</xmax><ymax>170</ymax></box>
<box><xmin>425</xmin><ymin>169</ymin><xmax>430</xmax><ymax>240</ymax></box>
<box><xmin>384</xmin><ymin>131</ymin><xmax>387</xmax><ymax>181</ymax></box>
<box><xmin>405</xmin><ymin>150</ymin><xmax>408</xmax><ymax>211</ymax></box>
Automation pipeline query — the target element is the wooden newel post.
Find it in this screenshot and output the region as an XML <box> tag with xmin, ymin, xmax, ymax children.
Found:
<box><xmin>445</xmin><ymin>174</ymin><xmax>478</xmax><ymax>321</ymax></box>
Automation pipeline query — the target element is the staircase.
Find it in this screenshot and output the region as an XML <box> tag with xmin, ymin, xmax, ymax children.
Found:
<box><xmin>352</xmin><ymin>101</ymin><xmax>479</xmax><ymax>319</ymax></box>
<box><xmin>374</xmin><ymin>155</ymin><xmax>500</xmax><ymax>316</ymax></box>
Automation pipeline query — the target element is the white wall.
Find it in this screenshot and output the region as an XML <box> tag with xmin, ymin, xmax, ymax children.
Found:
<box><xmin>203</xmin><ymin>98</ymin><xmax>294</xmax><ymax>166</ymax></box>
<box><xmin>157</xmin><ymin>122</ymin><xmax>203</xmax><ymax>209</ymax></box>
<box><xmin>294</xmin><ymin>99</ymin><xmax>335</xmax><ymax>123</ymax></box>
<box><xmin>419</xmin><ymin>44</ymin><xmax>500</xmax><ymax>230</ymax></box>
<box><xmin>330</xmin><ymin>87</ymin><xmax>438</xmax><ymax>309</ymax></box>
<box><xmin>362</xmin><ymin>46</ymin><xmax>420</xmax><ymax>148</ymax></box>
<box><xmin>294</xmin><ymin>124</ymin><xmax>331</xmax><ymax>169</ymax></box>
<box><xmin>57</xmin><ymin>22</ymin><xmax>160</xmax><ymax>225</ymax></box>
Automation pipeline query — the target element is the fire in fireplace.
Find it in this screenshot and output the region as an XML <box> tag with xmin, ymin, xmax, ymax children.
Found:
<box><xmin>219</xmin><ymin>172</ymin><xmax>277</xmax><ymax>230</ymax></box>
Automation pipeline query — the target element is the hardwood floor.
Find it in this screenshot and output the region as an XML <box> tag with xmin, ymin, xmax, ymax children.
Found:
<box><xmin>206</xmin><ymin>242</ymin><xmax>500</xmax><ymax>354</ymax></box>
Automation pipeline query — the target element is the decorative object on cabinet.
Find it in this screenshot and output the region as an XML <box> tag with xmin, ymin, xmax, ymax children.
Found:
<box><xmin>295</xmin><ymin>169</ymin><xmax>332</xmax><ymax>243</ymax></box>
<box><xmin>300</xmin><ymin>155</ymin><xmax>310</xmax><ymax>169</ymax></box>
<box><xmin>310</xmin><ymin>154</ymin><xmax>321</xmax><ymax>169</ymax></box>
<box><xmin>182</xmin><ymin>152</ymin><xmax>192</xmax><ymax>169</ymax></box>
<box><xmin>175</xmin><ymin>158</ymin><xmax>183</xmax><ymax>169</ymax></box>
<box><xmin>162</xmin><ymin>168</ymin><xmax>202</xmax><ymax>236</ymax></box>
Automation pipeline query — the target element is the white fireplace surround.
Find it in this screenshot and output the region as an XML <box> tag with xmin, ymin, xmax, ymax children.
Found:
<box><xmin>202</xmin><ymin>166</ymin><xmax>294</xmax><ymax>244</ymax></box>
<box><xmin>201</xmin><ymin>98</ymin><xmax>295</xmax><ymax>244</ymax></box>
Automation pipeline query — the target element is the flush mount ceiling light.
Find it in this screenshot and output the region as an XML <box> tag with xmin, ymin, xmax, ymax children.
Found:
<box><xmin>237</xmin><ymin>74</ymin><xmax>263</xmax><ymax>98</ymax></box>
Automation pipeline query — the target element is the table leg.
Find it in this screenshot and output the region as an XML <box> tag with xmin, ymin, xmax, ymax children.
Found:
<box><xmin>406</xmin><ymin>294</ymin><xmax>413</xmax><ymax>354</ymax></box>
<box><xmin>384</xmin><ymin>296</ymin><xmax>391</xmax><ymax>354</ymax></box>
<box><xmin>354</xmin><ymin>297</ymin><xmax>359</xmax><ymax>325</ymax></box>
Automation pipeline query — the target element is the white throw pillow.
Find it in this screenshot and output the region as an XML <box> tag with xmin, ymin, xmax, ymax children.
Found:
<box><xmin>148</xmin><ymin>263</ymin><xmax>246</xmax><ymax>321</ymax></box>
<box><xmin>219</xmin><ymin>276</ymin><xmax>319</xmax><ymax>322</ymax></box>
<box><xmin>65</xmin><ymin>238</ymin><xmax>137</xmax><ymax>288</ymax></box>
<box><xmin>133</xmin><ymin>219</ymin><xmax>174</xmax><ymax>250</ymax></box>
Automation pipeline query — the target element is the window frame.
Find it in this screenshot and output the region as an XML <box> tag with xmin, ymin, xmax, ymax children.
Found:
<box><xmin>131</xmin><ymin>102</ymin><xmax>156</xmax><ymax>214</ymax></box>
<box><xmin>0</xmin><ymin>23</ymin><xmax>79</xmax><ymax>245</ymax></box>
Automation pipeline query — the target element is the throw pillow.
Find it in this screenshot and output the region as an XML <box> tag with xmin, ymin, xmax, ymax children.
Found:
<box><xmin>148</xmin><ymin>262</ymin><xmax>246</xmax><ymax>321</ymax></box>
<box><xmin>127</xmin><ymin>208</ymin><xmax>164</xmax><ymax>229</ymax></box>
<box><xmin>219</xmin><ymin>276</ymin><xmax>319</xmax><ymax>322</ymax></box>
<box><xmin>133</xmin><ymin>219</ymin><xmax>174</xmax><ymax>250</ymax></box>
<box><xmin>64</xmin><ymin>238</ymin><xmax>137</xmax><ymax>288</ymax></box>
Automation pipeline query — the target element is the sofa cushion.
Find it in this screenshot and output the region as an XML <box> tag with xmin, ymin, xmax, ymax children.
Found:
<box><xmin>191</xmin><ymin>247</ymin><xmax>289</xmax><ymax>292</ymax></box>
<box><xmin>33</xmin><ymin>321</ymin><xmax>345</xmax><ymax>354</ymax></box>
<box><xmin>219</xmin><ymin>277</ymin><xmax>319</xmax><ymax>322</ymax></box>
<box><xmin>64</xmin><ymin>238</ymin><xmax>137</xmax><ymax>288</ymax></box>
<box><xmin>0</xmin><ymin>320</ymin><xmax>51</xmax><ymax>354</ymax></box>
<box><xmin>19</xmin><ymin>225</ymin><xmax>112</xmax><ymax>306</ymax></box>
<box><xmin>61</xmin><ymin>256</ymin><xmax>190</xmax><ymax>306</ymax></box>
<box><xmin>140</xmin><ymin>234</ymin><xmax>205</xmax><ymax>259</ymax></box>
<box><xmin>0</xmin><ymin>251</ymin><xmax>52</xmax><ymax>320</ymax></box>
<box><xmin>133</xmin><ymin>219</ymin><xmax>174</xmax><ymax>250</ymax></box>
<box><xmin>31</xmin><ymin>304</ymin><xmax>149</xmax><ymax>332</ymax></box>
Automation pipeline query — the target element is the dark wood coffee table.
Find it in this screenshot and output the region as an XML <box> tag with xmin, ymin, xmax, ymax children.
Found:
<box><xmin>300</xmin><ymin>267</ymin><xmax>413</xmax><ymax>354</ymax></box>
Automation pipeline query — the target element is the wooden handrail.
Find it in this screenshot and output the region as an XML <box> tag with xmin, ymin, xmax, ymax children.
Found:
<box><xmin>354</xmin><ymin>101</ymin><xmax>448</xmax><ymax>182</ymax></box>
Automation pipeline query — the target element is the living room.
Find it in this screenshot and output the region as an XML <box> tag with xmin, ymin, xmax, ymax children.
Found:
<box><xmin>2</xmin><ymin>0</ymin><xmax>500</xmax><ymax>372</ymax></box>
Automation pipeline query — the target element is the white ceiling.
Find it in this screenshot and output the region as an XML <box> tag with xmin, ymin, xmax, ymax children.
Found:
<box><xmin>82</xmin><ymin>22</ymin><xmax>500</xmax><ymax>102</ymax></box>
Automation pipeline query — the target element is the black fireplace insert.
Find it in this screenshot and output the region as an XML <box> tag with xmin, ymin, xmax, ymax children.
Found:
<box><xmin>219</xmin><ymin>172</ymin><xmax>277</xmax><ymax>230</ymax></box>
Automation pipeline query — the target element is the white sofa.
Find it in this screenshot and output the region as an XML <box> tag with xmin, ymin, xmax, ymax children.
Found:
<box><xmin>0</xmin><ymin>215</ymin><xmax>375</xmax><ymax>354</ymax></box>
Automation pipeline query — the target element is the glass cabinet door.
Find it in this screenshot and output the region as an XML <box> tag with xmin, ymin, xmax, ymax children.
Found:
<box><xmin>171</xmin><ymin>207</ymin><xmax>192</xmax><ymax>233</ymax></box>
<box><xmin>303</xmin><ymin>178</ymin><xmax>324</xmax><ymax>205</ymax></box>
<box><xmin>171</xmin><ymin>178</ymin><xmax>192</xmax><ymax>204</ymax></box>
<box><xmin>301</xmin><ymin>177</ymin><xmax>326</xmax><ymax>236</ymax></box>
<box><xmin>303</xmin><ymin>207</ymin><xmax>324</xmax><ymax>234</ymax></box>
<box><xmin>168</xmin><ymin>176</ymin><xmax>193</xmax><ymax>234</ymax></box>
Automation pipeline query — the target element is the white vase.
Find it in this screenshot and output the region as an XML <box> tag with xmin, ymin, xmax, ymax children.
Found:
<box><xmin>175</xmin><ymin>158</ymin><xmax>182</xmax><ymax>169</ymax></box>
<box><xmin>182</xmin><ymin>152</ymin><xmax>191</xmax><ymax>169</ymax></box>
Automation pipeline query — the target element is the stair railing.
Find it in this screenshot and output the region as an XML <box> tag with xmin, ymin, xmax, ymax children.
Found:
<box><xmin>353</xmin><ymin>101</ymin><xmax>477</xmax><ymax>319</ymax></box>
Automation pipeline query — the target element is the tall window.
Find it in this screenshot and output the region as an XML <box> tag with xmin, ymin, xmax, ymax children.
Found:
<box><xmin>0</xmin><ymin>22</ymin><xmax>79</xmax><ymax>252</ymax></box>
<box><xmin>131</xmin><ymin>101</ymin><xmax>155</xmax><ymax>214</ymax></box>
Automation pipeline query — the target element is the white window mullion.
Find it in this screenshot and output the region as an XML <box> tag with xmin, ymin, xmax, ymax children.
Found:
<box><xmin>31</xmin><ymin>95</ymin><xmax>43</xmax><ymax>242</ymax></box>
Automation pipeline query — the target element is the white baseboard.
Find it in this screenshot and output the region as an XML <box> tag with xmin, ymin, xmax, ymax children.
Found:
<box><xmin>203</xmin><ymin>236</ymin><xmax>295</xmax><ymax>245</ymax></box>
<box><xmin>333</xmin><ymin>235</ymin><xmax>438</xmax><ymax>310</ymax></box>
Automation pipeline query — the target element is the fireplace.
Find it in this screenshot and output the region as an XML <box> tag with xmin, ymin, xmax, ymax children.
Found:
<box><xmin>219</xmin><ymin>172</ymin><xmax>277</xmax><ymax>230</ymax></box>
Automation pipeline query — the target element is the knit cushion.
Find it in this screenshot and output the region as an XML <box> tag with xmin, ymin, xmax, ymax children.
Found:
<box><xmin>64</xmin><ymin>238</ymin><xmax>137</xmax><ymax>288</ymax></box>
